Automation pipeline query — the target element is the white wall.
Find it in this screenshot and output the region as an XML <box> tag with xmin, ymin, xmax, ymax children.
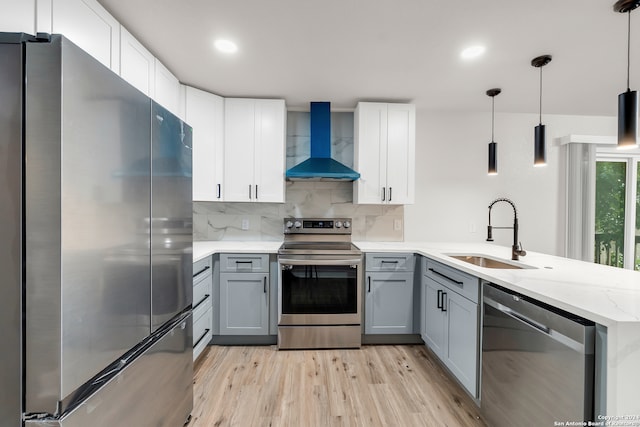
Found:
<box><xmin>405</xmin><ymin>109</ymin><xmax>616</xmax><ymax>256</ymax></box>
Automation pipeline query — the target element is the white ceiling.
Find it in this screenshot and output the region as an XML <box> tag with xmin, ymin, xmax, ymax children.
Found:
<box><xmin>98</xmin><ymin>0</ymin><xmax>639</xmax><ymax>116</ymax></box>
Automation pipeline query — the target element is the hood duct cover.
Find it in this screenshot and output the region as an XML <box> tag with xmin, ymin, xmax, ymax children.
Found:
<box><xmin>285</xmin><ymin>102</ymin><xmax>361</xmax><ymax>181</ymax></box>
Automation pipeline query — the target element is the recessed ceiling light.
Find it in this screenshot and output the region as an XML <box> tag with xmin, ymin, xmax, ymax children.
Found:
<box><xmin>214</xmin><ymin>39</ymin><xmax>238</xmax><ymax>54</ymax></box>
<box><xmin>460</xmin><ymin>45</ymin><xmax>486</xmax><ymax>60</ymax></box>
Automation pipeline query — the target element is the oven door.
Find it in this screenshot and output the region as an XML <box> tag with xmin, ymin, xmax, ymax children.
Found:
<box><xmin>278</xmin><ymin>255</ymin><xmax>362</xmax><ymax>326</ymax></box>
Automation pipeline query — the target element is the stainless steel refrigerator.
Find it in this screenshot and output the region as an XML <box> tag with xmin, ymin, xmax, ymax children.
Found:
<box><xmin>0</xmin><ymin>33</ymin><xmax>193</xmax><ymax>427</ymax></box>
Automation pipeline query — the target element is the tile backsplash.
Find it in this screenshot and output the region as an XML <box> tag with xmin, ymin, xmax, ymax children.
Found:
<box><xmin>193</xmin><ymin>111</ymin><xmax>404</xmax><ymax>242</ymax></box>
<box><xmin>193</xmin><ymin>181</ymin><xmax>404</xmax><ymax>241</ymax></box>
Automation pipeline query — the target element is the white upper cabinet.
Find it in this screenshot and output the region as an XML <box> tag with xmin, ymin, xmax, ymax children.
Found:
<box><xmin>153</xmin><ymin>59</ymin><xmax>181</xmax><ymax>115</ymax></box>
<box><xmin>354</xmin><ymin>102</ymin><xmax>415</xmax><ymax>205</ymax></box>
<box><xmin>185</xmin><ymin>86</ymin><xmax>224</xmax><ymax>201</ymax></box>
<box><xmin>119</xmin><ymin>26</ymin><xmax>154</xmax><ymax>97</ymax></box>
<box><xmin>49</xmin><ymin>0</ymin><xmax>120</xmax><ymax>72</ymax></box>
<box><xmin>223</xmin><ymin>98</ymin><xmax>286</xmax><ymax>203</ymax></box>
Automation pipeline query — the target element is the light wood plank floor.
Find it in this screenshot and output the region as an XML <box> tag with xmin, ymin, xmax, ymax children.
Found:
<box><xmin>190</xmin><ymin>345</ymin><xmax>486</xmax><ymax>427</ymax></box>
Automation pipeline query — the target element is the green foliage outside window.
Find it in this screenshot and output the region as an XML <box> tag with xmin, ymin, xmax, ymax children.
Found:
<box><xmin>594</xmin><ymin>162</ymin><xmax>626</xmax><ymax>268</ymax></box>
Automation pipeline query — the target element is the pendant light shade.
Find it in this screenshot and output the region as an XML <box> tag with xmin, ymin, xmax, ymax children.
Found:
<box><xmin>534</xmin><ymin>124</ymin><xmax>546</xmax><ymax>166</ymax></box>
<box><xmin>614</xmin><ymin>0</ymin><xmax>640</xmax><ymax>149</ymax></box>
<box><xmin>532</xmin><ymin>54</ymin><xmax>552</xmax><ymax>167</ymax></box>
<box><xmin>618</xmin><ymin>90</ymin><xmax>638</xmax><ymax>148</ymax></box>
<box><xmin>487</xmin><ymin>88</ymin><xmax>501</xmax><ymax>175</ymax></box>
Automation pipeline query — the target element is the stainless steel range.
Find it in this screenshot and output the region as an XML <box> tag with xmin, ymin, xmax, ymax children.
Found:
<box><xmin>278</xmin><ymin>218</ymin><xmax>362</xmax><ymax>349</ymax></box>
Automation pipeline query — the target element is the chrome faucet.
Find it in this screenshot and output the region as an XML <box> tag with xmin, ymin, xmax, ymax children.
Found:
<box><xmin>487</xmin><ymin>198</ymin><xmax>526</xmax><ymax>261</ymax></box>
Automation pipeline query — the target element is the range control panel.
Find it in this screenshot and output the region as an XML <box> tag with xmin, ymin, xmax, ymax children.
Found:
<box><xmin>283</xmin><ymin>218</ymin><xmax>352</xmax><ymax>234</ymax></box>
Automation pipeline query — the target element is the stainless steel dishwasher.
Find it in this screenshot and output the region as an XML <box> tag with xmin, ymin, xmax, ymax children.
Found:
<box><xmin>481</xmin><ymin>283</ymin><xmax>595</xmax><ymax>427</ymax></box>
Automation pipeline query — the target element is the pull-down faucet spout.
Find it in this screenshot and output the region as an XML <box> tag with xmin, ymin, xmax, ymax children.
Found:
<box><xmin>487</xmin><ymin>198</ymin><xmax>526</xmax><ymax>261</ymax></box>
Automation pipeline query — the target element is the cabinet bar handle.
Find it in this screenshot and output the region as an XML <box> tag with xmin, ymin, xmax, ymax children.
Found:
<box><xmin>368</xmin><ymin>276</ymin><xmax>371</xmax><ymax>292</ymax></box>
<box><xmin>249</xmin><ymin>185</ymin><xmax>252</xmax><ymax>199</ymax></box>
<box><xmin>217</xmin><ymin>183</ymin><xmax>221</xmax><ymax>199</ymax></box>
<box><xmin>255</xmin><ymin>185</ymin><xmax>258</xmax><ymax>200</ymax></box>
<box><xmin>264</xmin><ymin>276</ymin><xmax>267</xmax><ymax>293</ymax></box>
<box><xmin>382</xmin><ymin>187</ymin><xmax>386</xmax><ymax>201</ymax></box>
<box><xmin>442</xmin><ymin>292</ymin><xmax>447</xmax><ymax>312</ymax></box>
<box><xmin>193</xmin><ymin>294</ymin><xmax>210</xmax><ymax>310</ymax></box>
<box><xmin>380</xmin><ymin>260</ymin><xmax>398</xmax><ymax>264</ymax></box>
<box><xmin>428</xmin><ymin>268</ymin><xmax>463</xmax><ymax>285</ymax></box>
<box><xmin>437</xmin><ymin>289</ymin><xmax>442</xmax><ymax>309</ymax></box>
<box><xmin>193</xmin><ymin>328</ymin><xmax>211</xmax><ymax>348</ymax></box>
<box><xmin>193</xmin><ymin>265</ymin><xmax>210</xmax><ymax>278</ymax></box>
<box><xmin>235</xmin><ymin>260</ymin><xmax>252</xmax><ymax>264</ymax></box>
<box><xmin>389</xmin><ymin>187</ymin><xmax>392</xmax><ymax>202</ymax></box>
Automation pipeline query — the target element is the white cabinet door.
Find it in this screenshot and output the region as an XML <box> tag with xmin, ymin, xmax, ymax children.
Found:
<box><xmin>354</xmin><ymin>102</ymin><xmax>387</xmax><ymax>204</ymax></box>
<box><xmin>385</xmin><ymin>103</ymin><xmax>415</xmax><ymax>204</ymax></box>
<box><xmin>224</xmin><ymin>98</ymin><xmax>286</xmax><ymax>203</ymax></box>
<box><xmin>423</xmin><ymin>277</ymin><xmax>446</xmax><ymax>359</ymax></box>
<box><xmin>253</xmin><ymin>99</ymin><xmax>285</xmax><ymax>203</ymax></box>
<box><xmin>50</xmin><ymin>0</ymin><xmax>120</xmax><ymax>72</ymax></box>
<box><xmin>0</xmin><ymin>0</ymin><xmax>36</xmax><ymax>34</ymax></box>
<box><xmin>224</xmin><ymin>98</ymin><xmax>256</xmax><ymax>202</ymax></box>
<box><xmin>153</xmin><ymin>59</ymin><xmax>180</xmax><ymax>115</ymax></box>
<box><xmin>354</xmin><ymin>102</ymin><xmax>415</xmax><ymax>205</ymax></box>
<box><xmin>186</xmin><ymin>87</ymin><xmax>224</xmax><ymax>201</ymax></box>
<box><xmin>119</xmin><ymin>27</ymin><xmax>154</xmax><ymax>96</ymax></box>
<box><xmin>445</xmin><ymin>289</ymin><xmax>478</xmax><ymax>397</ymax></box>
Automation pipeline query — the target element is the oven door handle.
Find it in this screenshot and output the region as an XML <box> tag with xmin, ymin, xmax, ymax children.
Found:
<box><xmin>278</xmin><ymin>258</ymin><xmax>362</xmax><ymax>267</ymax></box>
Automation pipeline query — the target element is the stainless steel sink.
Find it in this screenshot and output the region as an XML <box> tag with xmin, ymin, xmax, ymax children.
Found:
<box><xmin>446</xmin><ymin>254</ymin><xmax>534</xmax><ymax>270</ymax></box>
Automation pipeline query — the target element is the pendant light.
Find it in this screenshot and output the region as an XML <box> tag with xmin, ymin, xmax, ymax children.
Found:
<box><xmin>531</xmin><ymin>54</ymin><xmax>552</xmax><ymax>167</ymax></box>
<box><xmin>487</xmin><ymin>88</ymin><xmax>501</xmax><ymax>175</ymax></box>
<box><xmin>614</xmin><ymin>0</ymin><xmax>640</xmax><ymax>149</ymax></box>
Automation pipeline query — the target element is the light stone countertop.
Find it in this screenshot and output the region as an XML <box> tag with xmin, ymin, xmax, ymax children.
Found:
<box><xmin>193</xmin><ymin>241</ymin><xmax>282</xmax><ymax>262</ymax></box>
<box><xmin>193</xmin><ymin>239</ymin><xmax>640</xmax><ymax>415</ymax></box>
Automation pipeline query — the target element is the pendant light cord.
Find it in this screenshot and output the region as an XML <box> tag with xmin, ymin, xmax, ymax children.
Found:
<box><xmin>627</xmin><ymin>11</ymin><xmax>631</xmax><ymax>91</ymax></box>
<box><xmin>539</xmin><ymin>66</ymin><xmax>543</xmax><ymax>125</ymax></box>
<box><xmin>491</xmin><ymin>96</ymin><xmax>495</xmax><ymax>141</ymax></box>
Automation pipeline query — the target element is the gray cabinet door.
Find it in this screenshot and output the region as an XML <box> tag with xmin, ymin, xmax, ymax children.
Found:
<box><xmin>365</xmin><ymin>272</ymin><xmax>414</xmax><ymax>334</ymax></box>
<box><xmin>219</xmin><ymin>272</ymin><xmax>269</xmax><ymax>335</ymax></box>
<box><xmin>444</xmin><ymin>289</ymin><xmax>478</xmax><ymax>397</ymax></box>
<box><xmin>423</xmin><ymin>276</ymin><xmax>446</xmax><ymax>359</ymax></box>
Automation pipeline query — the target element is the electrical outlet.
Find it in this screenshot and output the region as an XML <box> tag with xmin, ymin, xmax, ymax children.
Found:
<box><xmin>394</xmin><ymin>219</ymin><xmax>402</xmax><ymax>231</ymax></box>
<box><xmin>469</xmin><ymin>222</ymin><xmax>477</xmax><ymax>233</ymax></box>
<box><xmin>241</xmin><ymin>219</ymin><xmax>250</xmax><ymax>230</ymax></box>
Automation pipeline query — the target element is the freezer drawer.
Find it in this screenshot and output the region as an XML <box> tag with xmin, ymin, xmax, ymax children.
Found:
<box><xmin>481</xmin><ymin>283</ymin><xmax>594</xmax><ymax>427</ymax></box>
<box><xmin>26</xmin><ymin>313</ymin><xmax>193</xmax><ymax>427</ymax></box>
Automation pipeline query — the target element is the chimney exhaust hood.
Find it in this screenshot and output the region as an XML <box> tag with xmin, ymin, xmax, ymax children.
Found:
<box><xmin>285</xmin><ymin>102</ymin><xmax>361</xmax><ymax>181</ymax></box>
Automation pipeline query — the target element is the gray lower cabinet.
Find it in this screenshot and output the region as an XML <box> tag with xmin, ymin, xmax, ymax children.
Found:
<box><xmin>422</xmin><ymin>259</ymin><xmax>479</xmax><ymax>398</ymax></box>
<box><xmin>219</xmin><ymin>270</ymin><xmax>269</xmax><ymax>336</ymax></box>
<box><xmin>193</xmin><ymin>256</ymin><xmax>213</xmax><ymax>361</ymax></box>
<box><xmin>364</xmin><ymin>253</ymin><xmax>415</xmax><ymax>335</ymax></box>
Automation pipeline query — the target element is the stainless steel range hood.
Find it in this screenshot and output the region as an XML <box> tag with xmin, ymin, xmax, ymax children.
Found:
<box><xmin>285</xmin><ymin>102</ymin><xmax>360</xmax><ymax>181</ymax></box>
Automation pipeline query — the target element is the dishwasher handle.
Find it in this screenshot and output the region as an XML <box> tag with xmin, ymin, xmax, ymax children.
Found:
<box><xmin>484</xmin><ymin>296</ymin><xmax>549</xmax><ymax>333</ymax></box>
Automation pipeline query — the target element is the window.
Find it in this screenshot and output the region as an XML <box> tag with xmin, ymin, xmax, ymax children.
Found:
<box><xmin>594</xmin><ymin>149</ymin><xmax>640</xmax><ymax>271</ymax></box>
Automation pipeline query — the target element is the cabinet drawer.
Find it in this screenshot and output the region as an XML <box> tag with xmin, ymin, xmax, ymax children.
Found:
<box><xmin>425</xmin><ymin>260</ymin><xmax>479</xmax><ymax>303</ymax></box>
<box><xmin>193</xmin><ymin>274</ymin><xmax>212</xmax><ymax>311</ymax></box>
<box><xmin>193</xmin><ymin>293</ymin><xmax>212</xmax><ymax>322</ymax></box>
<box><xmin>366</xmin><ymin>253</ymin><xmax>415</xmax><ymax>272</ymax></box>
<box><xmin>193</xmin><ymin>256</ymin><xmax>212</xmax><ymax>282</ymax></box>
<box><xmin>193</xmin><ymin>306</ymin><xmax>212</xmax><ymax>348</ymax></box>
<box><xmin>220</xmin><ymin>253</ymin><xmax>269</xmax><ymax>273</ymax></box>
